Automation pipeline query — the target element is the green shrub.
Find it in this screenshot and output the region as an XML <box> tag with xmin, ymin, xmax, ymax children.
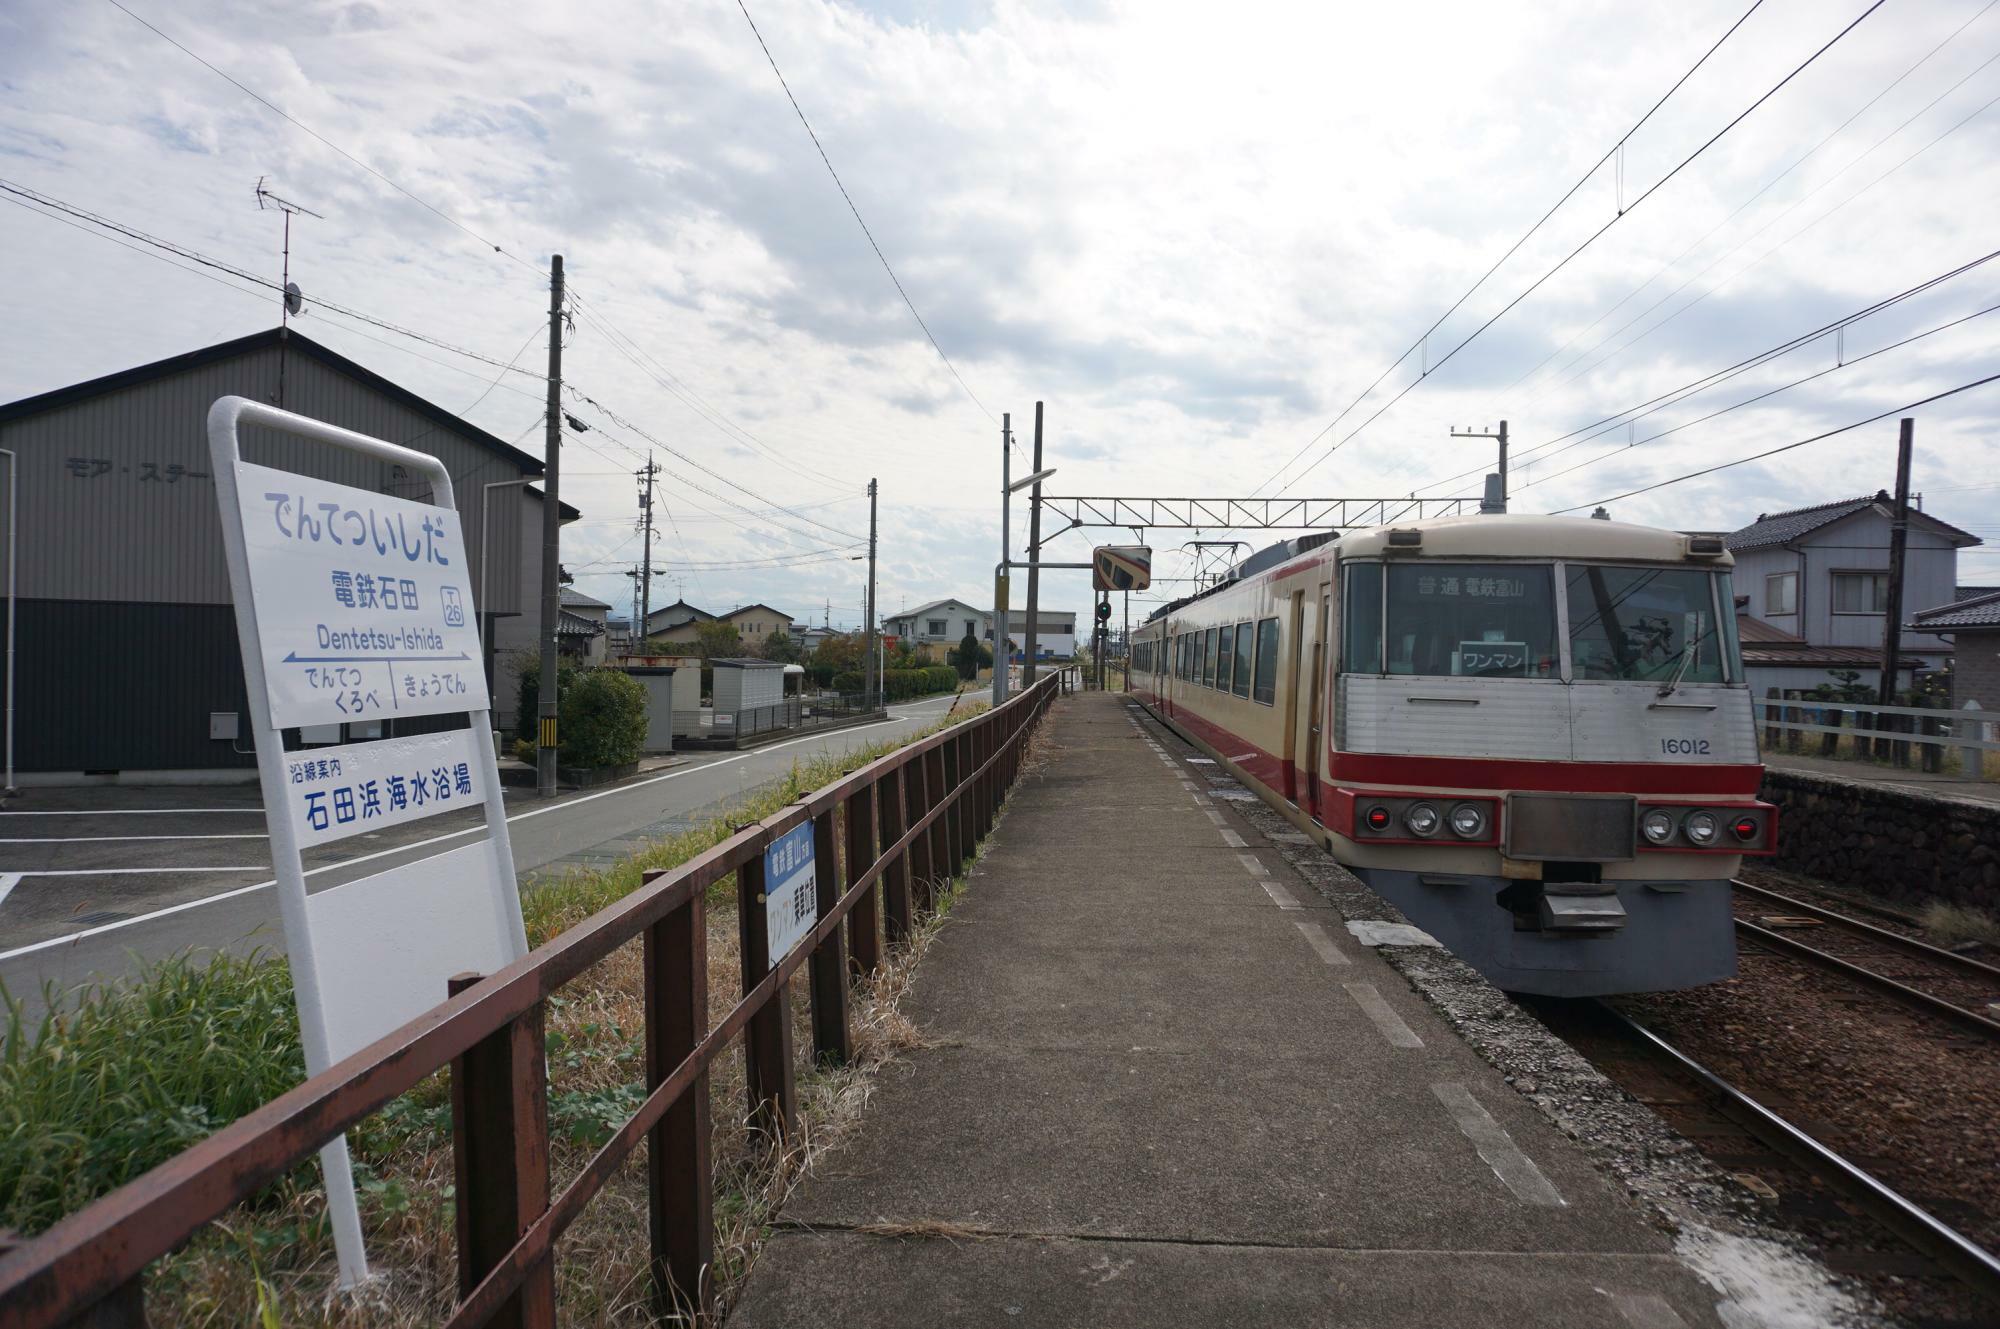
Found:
<box><xmin>880</xmin><ymin>666</ymin><xmax>959</xmax><ymax>701</ymax></box>
<box><xmin>831</xmin><ymin>670</ymin><xmax>864</xmax><ymax>694</ymax></box>
<box><xmin>514</xmin><ymin>655</ymin><xmax>580</xmax><ymax>746</ymax></box>
<box><xmin>560</xmin><ymin>669</ymin><xmax>647</xmax><ymax>768</ymax></box>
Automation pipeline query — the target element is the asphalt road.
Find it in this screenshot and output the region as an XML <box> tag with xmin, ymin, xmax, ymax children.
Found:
<box><xmin>0</xmin><ymin>693</ymin><xmax>970</xmax><ymax>1013</ymax></box>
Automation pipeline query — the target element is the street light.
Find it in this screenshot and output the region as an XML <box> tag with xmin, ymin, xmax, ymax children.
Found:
<box><xmin>1008</xmin><ymin>467</ymin><xmax>1056</xmax><ymax>493</ymax></box>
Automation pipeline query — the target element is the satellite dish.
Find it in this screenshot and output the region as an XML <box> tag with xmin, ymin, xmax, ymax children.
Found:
<box><xmin>284</xmin><ymin>281</ymin><xmax>304</xmax><ymax>316</ymax></box>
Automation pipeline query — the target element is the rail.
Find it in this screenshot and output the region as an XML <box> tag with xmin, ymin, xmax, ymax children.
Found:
<box><xmin>0</xmin><ymin>668</ymin><xmax>1078</xmax><ymax>1328</ymax></box>
<box><xmin>1753</xmin><ymin>694</ymin><xmax>1995</xmax><ymax>780</ymax></box>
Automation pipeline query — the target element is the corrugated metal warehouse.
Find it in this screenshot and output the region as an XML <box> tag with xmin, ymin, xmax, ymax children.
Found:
<box><xmin>0</xmin><ymin>327</ymin><xmax>572</xmax><ymax>781</ymax></box>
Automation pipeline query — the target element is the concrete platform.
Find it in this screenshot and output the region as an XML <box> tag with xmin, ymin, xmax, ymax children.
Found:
<box><xmin>729</xmin><ymin>692</ymin><xmax>1729</xmax><ymax>1328</ymax></box>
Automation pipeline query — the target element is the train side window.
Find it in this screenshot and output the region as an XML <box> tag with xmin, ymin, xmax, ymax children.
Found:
<box><xmin>1216</xmin><ymin>627</ymin><xmax>1234</xmax><ymax>693</ymax></box>
<box><xmin>1231</xmin><ymin>623</ymin><xmax>1253</xmax><ymax>698</ymax></box>
<box><xmin>1341</xmin><ymin>564</ymin><xmax>1384</xmax><ymax>673</ymax></box>
<box><xmin>1203</xmin><ymin>628</ymin><xmax>1219</xmax><ymax>687</ymax></box>
<box><xmin>1253</xmin><ymin>618</ymin><xmax>1279</xmax><ymax>704</ymax></box>
<box><xmin>1182</xmin><ymin>634</ymin><xmax>1193</xmax><ymax>680</ymax></box>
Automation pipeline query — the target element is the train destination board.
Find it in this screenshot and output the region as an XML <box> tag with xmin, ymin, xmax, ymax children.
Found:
<box><xmin>230</xmin><ymin>459</ymin><xmax>488</xmax><ymax>729</ymax></box>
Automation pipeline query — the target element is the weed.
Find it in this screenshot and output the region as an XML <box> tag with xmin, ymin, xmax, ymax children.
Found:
<box><xmin>1919</xmin><ymin>901</ymin><xmax>2000</xmax><ymax>950</ymax></box>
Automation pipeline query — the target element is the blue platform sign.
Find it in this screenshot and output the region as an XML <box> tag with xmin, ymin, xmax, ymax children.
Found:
<box><xmin>764</xmin><ymin>822</ymin><xmax>818</xmax><ymax>962</ymax></box>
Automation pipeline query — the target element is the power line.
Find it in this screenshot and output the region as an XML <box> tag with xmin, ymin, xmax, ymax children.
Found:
<box><xmin>99</xmin><ymin>0</ymin><xmax>543</xmax><ymax>277</ymax></box>
<box><xmin>562</xmin><ymin>289</ymin><xmax>853</xmax><ymax>490</ymax></box>
<box><xmin>1250</xmin><ymin>0</ymin><xmax>1769</xmax><ymax>498</ymax></box>
<box><xmin>1511</xmin><ymin>295</ymin><xmax>2000</xmax><ymax>496</ymax></box>
<box><xmin>1518</xmin><ymin>46</ymin><xmax>2000</xmax><ymax>416</ymax></box>
<box><xmin>1407</xmin><ymin>246</ymin><xmax>2000</xmax><ymax>498</ymax></box>
<box><xmin>1548</xmin><ymin>370</ymin><xmax>2000</xmax><ymax>514</ymax></box>
<box><xmin>1504</xmin><ymin>0</ymin><xmax>2000</xmax><ymax>402</ymax></box>
<box><xmin>0</xmin><ymin>179</ymin><xmax>547</xmax><ymax>381</ymax></box>
<box><xmin>732</xmin><ymin>0</ymin><xmax>995</xmax><ymax>424</ymax></box>
<box><xmin>1274</xmin><ymin>0</ymin><xmax>1888</xmax><ymax>497</ymax></box>
<box><xmin>564</xmin><ymin>386</ymin><xmax>864</xmax><ymax>542</ymax></box>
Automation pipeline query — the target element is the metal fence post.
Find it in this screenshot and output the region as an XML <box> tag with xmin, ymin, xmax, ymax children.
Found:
<box><xmin>449</xmin><ymin>973</ymin><xmax>555</xmax><ymax>1329</ymax></box>
<box><xmin>808</xmin><ymin>809</ymin><xmax>852</xmax><ymax>1065</ymax></box>
<box><xmin>644</xmin><ymin>888</ymin><xmax>712</xmax><ymax>1324</ymax></box>
<box><xmin>845</xmin><ymin>786</ymin><xmax>881</xmax><ymax>974</ymax></box>
<box><xmin>878</xmin><ymin>766</ymin><xmax>912</xmax><ymax>947</ymax></box>
<box><xmin>1962</xmin><ymin>700</ymin><xmax>1988</xmax><ymax>781</ymax></box>
<box><xmin>735</xmin><ymin>849</ymin><xmax>796</xmax><ymax>1141</ymax></box>
<box><xmin>925</xmin><ymin>745</ymin><xmax>951</xmax><ymax>893</ymax></box>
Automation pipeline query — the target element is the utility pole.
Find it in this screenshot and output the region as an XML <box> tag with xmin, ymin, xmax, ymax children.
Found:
<box><xmin>1451</xmin><ymin>421</ymin><xmax>1509</xmax><ymax>512</ymax></box>
<box><xmin>863</xmin><ymin>478</ymin><xmax>879</xmax><ymax>711</ymax></box>
<box><xmin>1022</xmin><ymin>401</ymin><xmax>1045</xmax><ymax>686</ymax></box>
<box><xmin>993</xmin><ymin>413</ymin><xmax>1012</xmax><ymax>708</ymax></box>
<box><xmin>634</xmin><ymin>452</ymin><xmax>661</xmax><ymax>649</ymax></box>
<box><xmin>536</xmin><ymin>255</ymin><xmax>565</xmax><ymax>797</ymax></box>
<box><xmin>1877</xmin><ymin>417</ymin><xmax>1915</xmax><ymax>710</ymax></box>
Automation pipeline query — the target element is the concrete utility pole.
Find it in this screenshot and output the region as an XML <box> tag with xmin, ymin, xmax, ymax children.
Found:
<box><xmin>1451</xmin><ymin>421</ymin><xmax>1509</xmax><ymax>513</ymax></box>
<box><xmin>536</xmin><ymin>255</ymin><xmax>565</xmax><ymax>797</ymax></box>
<box><xmin>633</xmin><ymin>452</ymin><xmax>662</xmax><ymax>650</ymax></box>
<box><xmin>864</xmin><ymin>477</ymin><xmax>879</xmax><ymax>710</ymax></box>
<box><xmin>1877</xmin><ymin>417</ymin><xmax>1915</xmax><ymax>708</ymax></box>
<box><xmin>1022</xmin><ymin>402</ymin><xmax>1045</xmax><ymax>686</ymax></box>
<box><xmin>993</xmin><ymin>413</ymin><xmax>1012</xmax><ymax>708</ymax></box>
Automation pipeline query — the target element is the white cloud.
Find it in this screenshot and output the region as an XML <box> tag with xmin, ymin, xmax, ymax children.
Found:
<box><xmin>3</xmin><ymin>0</ymin><xmax>1998</xmax><ymax>619</ymax></box>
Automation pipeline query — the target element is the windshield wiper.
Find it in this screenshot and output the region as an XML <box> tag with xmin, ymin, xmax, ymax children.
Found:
<box><xmin>1657</xmin><ymin>635</ymin><xmax>1696</xmax><ymax>699</ymax></box>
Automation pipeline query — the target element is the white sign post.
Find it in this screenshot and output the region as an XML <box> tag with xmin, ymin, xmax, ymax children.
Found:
<box><xmin>208</xmin><ymin>397</ymin><xmax>529</xmax><ymax>1288</ymax></box>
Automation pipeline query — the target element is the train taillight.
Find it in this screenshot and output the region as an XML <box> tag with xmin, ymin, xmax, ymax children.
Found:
<box><xmin>1365</xmin><ymin>805</ymin><xmax>1392</xmax><ymax>831</ymax></box>
<box><xmin>1731</xmin><ymin>815</ymin><xmax>1760</xmax><ymax>842</ymax></box>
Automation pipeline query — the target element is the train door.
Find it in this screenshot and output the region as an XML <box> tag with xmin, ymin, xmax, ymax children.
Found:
<box><xmin>1304</xmin><ymin>583</ymin><xmax>1330</xmax><ymax>823</ymax></box>
<box><xmin>1280</xmin><ymin>590</ymin><xmax>1304</xmax><ymax>804</ymax></box>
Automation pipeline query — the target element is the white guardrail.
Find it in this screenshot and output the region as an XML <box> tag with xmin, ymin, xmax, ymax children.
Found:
<box><xmin>1753</xmin><ymin>694</ymin><xmax>1996</xmax><ymax>780</ymax></box>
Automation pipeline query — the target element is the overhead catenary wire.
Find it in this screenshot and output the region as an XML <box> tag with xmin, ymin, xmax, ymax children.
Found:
<box><xmin>1503</xmin><ymin>295</ymin><xmax>2000</xmax><ymax>497</ymax></box>
<box><xmin>1405</xmin><ymin>246</ymin><xmax>2000</xmax><ymax>498</ymax></box>
<box><xmin>1503</xmin><ymin>0</ymin><xmax>2000</xmax><ymax>403</ymax></box>
<box><xmin>1517</xmin><ymin>45</ymin><xmax>2000</xmax><ymax>418</ymax></box>
<box><xmin>732</xmin><ymin>0</ymin><xmax>995</xmax><ymax>425</ymax></box>
<box><xmin>1548</xmin><ymin>370</ymin><xmax>2000</xmax><ymax>515</ymax></box>
<box><xmin>1272</xmin><ymin>0</ymin><xmax>1889</xmax><ymax>498</ymax></box>
<box><xmin>1249</xmin><ymin>0</ymin><xmax>1771</xmax><ymax>498</ymax></box>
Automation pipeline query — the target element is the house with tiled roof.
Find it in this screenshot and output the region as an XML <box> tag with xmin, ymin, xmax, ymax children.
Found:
<box><xmin>1726</xmin><ymin>492</ymin><xmax>1980</xmax><ymax>695</ymax></box>
<box><xmin>1912</xmin><ymin>588</ymin><xmax>2000</xmax><ymax>714</ymax></box>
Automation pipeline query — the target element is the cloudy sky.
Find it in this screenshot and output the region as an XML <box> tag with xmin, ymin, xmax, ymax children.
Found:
<box><xmin>4</xmin><ymin>0</ymin><xmax>1998</xmax><ymax>628</ymax></box>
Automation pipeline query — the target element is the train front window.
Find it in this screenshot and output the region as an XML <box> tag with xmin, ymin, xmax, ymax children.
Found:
<box><xmin>1383</xmin><ymin>563</ymin><xmax>1558</xmax><ymax>678</ymax></box>
<box><xmin>1565</xmin><ymin>565</ymin><xmax>1726</xmax><ymax>684</ymax></box>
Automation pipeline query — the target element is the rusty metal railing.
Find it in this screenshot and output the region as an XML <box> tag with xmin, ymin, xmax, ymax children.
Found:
<box><xmin>0</xmin><ymin>669</ymin><xmax>1075</xmax><ymax>1328</ymax></box>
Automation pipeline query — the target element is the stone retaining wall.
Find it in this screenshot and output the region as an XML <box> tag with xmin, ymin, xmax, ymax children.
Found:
<box><xmin>1759</xmin><ymin>768</ymin><xmax>1999</xmax><ymax>909</ymax></box>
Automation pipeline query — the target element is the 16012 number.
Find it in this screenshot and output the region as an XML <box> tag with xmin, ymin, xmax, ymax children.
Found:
<box><xmin>1660</xmin><ymin>738</ymin><xmax>1711</xmax><ymax>755</ymax></box>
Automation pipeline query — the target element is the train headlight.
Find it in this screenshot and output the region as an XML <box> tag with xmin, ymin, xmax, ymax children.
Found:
<box><xmin>1448</xmin><ymin>803</ymin><xmax>1487</xmax><ymax>839</ymax></box>
<box><xmin>1364</xmin><ymin>805</ymin><xmax>1392</xmax><ymax>833</ymax></box>
<box><xmin>1683</xmin><ymin>811</ymin><xmax>1720</xmax><ymax>846</ymax></box>
<box><xmin>1404</xmin><ymin>802</ymin><xmax>1441</xmax><ymax>837</ymax></box>
<box><xmin>1640</xmin><ymin>809</ymin><xmax>1676</xmax><ymax>845</ymax></box>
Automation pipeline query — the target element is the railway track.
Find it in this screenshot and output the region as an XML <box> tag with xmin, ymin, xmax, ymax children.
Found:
<box><xmin>1729</xmin><ymin>878</ymin><xmax>2000</xmax><ymax>1039</ymax></box>
<box><xmin>1541</xmin><ymin>999</ymin><xmax>2000</xmax><ymax>1318</ymax></box>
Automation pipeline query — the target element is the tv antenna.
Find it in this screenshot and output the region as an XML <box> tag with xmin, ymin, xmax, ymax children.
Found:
<box><xmin>254</xmin><ymin>177</ymin><xmax>323</xmax><ymax>328</ymax></box>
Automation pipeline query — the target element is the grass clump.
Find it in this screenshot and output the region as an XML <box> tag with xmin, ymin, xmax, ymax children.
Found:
<box><xmin>1920</xmin><ymin>901</ymin><xmax>2000</xmax><ymax>950</ymax></box>
<box><xmin>0</xmin><ymin>951</ymin><xmax>304</xmax><ymax>1235</ymax></box>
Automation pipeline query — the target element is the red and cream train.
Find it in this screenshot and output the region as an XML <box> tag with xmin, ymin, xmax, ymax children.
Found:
<box><xmin>1129</xmin><ymin>513</ymin><xmax>1775</xmax><ymax>996</ymax></box>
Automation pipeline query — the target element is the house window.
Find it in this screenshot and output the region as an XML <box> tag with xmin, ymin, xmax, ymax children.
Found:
<box><xmin>1832</xmin><ymin>571</ymin><xmax>1889</xmax><ymax>614</ymax></box>
<box><xmin>965</xmin><ymin>619</ymin><xmax>977</xmax><ymax>636</ymax></box>
<box><xmin>927</xmin><ymin>618</ymin><xmax>947</xmax><ymax>635</ymax></box>
<box><xmin>1765</xmin><ymin>571</ymin><xmax>1797</xmax><ymax>615</ymax></box>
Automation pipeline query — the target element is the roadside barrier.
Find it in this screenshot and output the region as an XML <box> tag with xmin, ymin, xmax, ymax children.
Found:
<box><xmin>0</xmin><ymin>668</ymin><xmax>1076</xmax><ymax>1327</ymax></box>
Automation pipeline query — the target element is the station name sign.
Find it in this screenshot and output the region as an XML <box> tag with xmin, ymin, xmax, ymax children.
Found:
<box><xmin>231</xmin><ymin>460</ymin><xmax>489</xmax><ymax>729</ymax></box>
